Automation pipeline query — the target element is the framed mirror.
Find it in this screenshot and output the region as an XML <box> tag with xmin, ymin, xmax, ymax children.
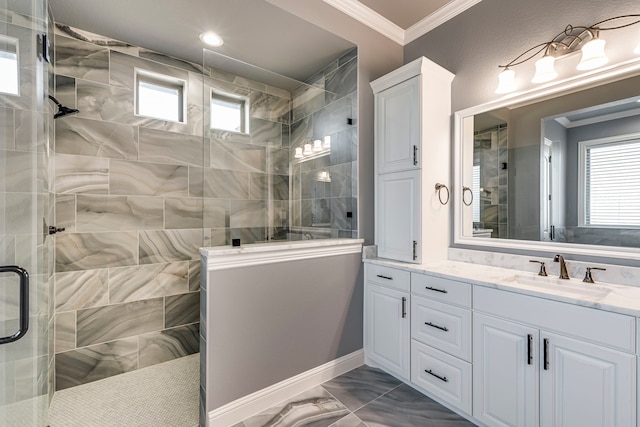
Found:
<box><xmin>454</xmin><ymin>60</ymin><xmax>640</xmax><ymax>260</ymax></box>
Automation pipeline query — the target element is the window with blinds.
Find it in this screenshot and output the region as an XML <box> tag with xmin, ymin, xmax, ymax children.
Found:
<box><xmin>581</xmin><ymin>137</ymin><xmax>640</xmax><ymax>227</ymax></box>
<box><xmin>472</xmin><ymin>165</ymin><xmax>480</xmax><ymax>223</ymax></box>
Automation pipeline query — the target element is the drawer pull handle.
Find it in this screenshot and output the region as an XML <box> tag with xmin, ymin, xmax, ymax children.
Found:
<box><xmin>425</xmin><ymin>369</ymin><xmax>448</xmax><ymax>383</ymax></box>
<box><xmin>376</xmin><ymin>274</ymin><xmax>393</xmax><ymax>280</ymax></box>
<box><xmin>425</xmin><ymin>286</ymin><xmax>448</xmax><ymax>294</ymax></box>
<box><xmin>425</xmin><ymin>322</ymin><xmax>449</xmax><ymax>332</ymax></box>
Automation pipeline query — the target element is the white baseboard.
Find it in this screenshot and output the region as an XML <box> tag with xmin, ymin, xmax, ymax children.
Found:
<box><xmin>207</xmin><ymin>349</ymin><xmax>364</xmax><ymax>427</ymax></box>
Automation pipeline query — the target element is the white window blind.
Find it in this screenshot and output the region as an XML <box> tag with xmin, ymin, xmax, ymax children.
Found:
<box><xmin>585</xmin><ymin>138</ymin><xmax>640</xmax><ymax>226</ymax></box>
<box><xmin>472</xmin><ymin>165</ymin><xmax>480</xmax><ymax>223</ymax></box>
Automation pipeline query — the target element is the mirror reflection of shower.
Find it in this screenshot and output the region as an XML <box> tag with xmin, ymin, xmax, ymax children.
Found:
<box><xmin>48</xmin><ymin>95</ymin><xmax>79</xmax><ymax>119</ymax></box>
<box><xmin>473</xmin><ymin>123</ymin><xmax>509</xmax><ymax>238</ymax></box>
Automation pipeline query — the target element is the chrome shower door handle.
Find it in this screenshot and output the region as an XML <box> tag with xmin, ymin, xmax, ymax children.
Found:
<box><xmin>0</xmin><ymin>265</ymin><xmax>29</xmax><ymax>344</ymax></box>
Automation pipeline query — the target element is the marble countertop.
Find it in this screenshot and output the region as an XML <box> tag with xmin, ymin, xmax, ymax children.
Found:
<box><xmin>200</xmin><ymin>238</ymin><xmax>364</xmax><ymax>257</ymax></box>
<box><xmin>364</xmin><ymin>257</ymin><xmax>640</xmax><ymax>318</ymax></box>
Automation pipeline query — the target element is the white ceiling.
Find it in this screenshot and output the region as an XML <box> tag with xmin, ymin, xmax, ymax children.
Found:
<box><xmin>48</xmin><ymin>0</ymin><xmax>479</xmax><ymax>82</ymax></box>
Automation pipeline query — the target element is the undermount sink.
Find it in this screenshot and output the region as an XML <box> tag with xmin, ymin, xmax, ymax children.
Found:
<box><xmin>505</xmin><ymin>274</ymin><xmax>612</xmax><ymax>298</ymax></box>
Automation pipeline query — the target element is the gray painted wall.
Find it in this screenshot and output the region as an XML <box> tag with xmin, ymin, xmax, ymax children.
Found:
<box><xmin>206</xmin><ymin>252</ymin><xmax>363</xmax><ymax>409</ymax></box>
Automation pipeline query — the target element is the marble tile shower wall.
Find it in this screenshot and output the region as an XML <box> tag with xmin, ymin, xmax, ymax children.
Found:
<box><xmin>52</xmin><ymin>25</ymin><xmax>201</xmax><ymax>391</ymax></box>
<box><xmin>289</xmin><ymin>49</ymin><xmax>358</xmax><ymax>239</ymax></box>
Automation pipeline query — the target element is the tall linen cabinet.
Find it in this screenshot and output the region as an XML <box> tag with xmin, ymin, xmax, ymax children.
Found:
<box><xmin>370</xmin><ymin>57</ymin><xmax>454</xmax><ymax>263</ymax></box>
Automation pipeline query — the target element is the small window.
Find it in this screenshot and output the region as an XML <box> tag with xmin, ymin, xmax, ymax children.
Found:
<box><xmin>136</xmin><ymin>70</ymin><xmax>185</xmax><ymax>123</ymax></box>
<box><xmin>579</xmin><ymin>135</ymin><xmax>640</xmax><ymax>227</ymax></box>
<box><xmin>211</xmin><ymin>92</ymin><xmax>247</xmax><ymax>133</ymax></box>
<box><xmin>0</xmin><ymin>35</ymin><xmax>19</xmax><ymax>96</ymax></box>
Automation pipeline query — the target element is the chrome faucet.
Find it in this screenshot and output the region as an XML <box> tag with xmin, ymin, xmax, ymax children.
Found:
<box><xmin>553</xmin><ymin>254</ymin><xmax>570</xmax><ymax>279</ymax></box>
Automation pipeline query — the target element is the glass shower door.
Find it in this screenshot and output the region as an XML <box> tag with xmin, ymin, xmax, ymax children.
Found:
<box><xmin>0</xmin><ymin>0</ymin><xmax>52</xmax><ymax>425</ymax></box>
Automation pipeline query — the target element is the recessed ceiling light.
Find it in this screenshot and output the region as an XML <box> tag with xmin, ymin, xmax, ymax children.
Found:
<box><xmin>199</xmin><ymin>32</ymin><xmax>223</xmax><ymax>47</ymax></box>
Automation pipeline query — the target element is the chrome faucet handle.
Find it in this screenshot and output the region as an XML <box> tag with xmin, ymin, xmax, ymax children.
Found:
<box><xmin>583</xmin><ymin>267</ymin><xmax>606</xmax><ymax>283</ymax></box>
<box><xmin>529</xmin><ymin>260</ymin><xmax>548</xmax><ymax>276</ymax></box>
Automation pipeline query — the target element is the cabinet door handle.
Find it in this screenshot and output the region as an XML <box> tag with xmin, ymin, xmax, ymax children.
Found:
<box><xmin>425</xmin><ymin>369</ymin><xmax>448</xmax><ymax>382</ymax></box>
<box><xmin>413</xmin><ymin>241</ymin><xmax>418</xmax><ymax>261</ymax></box>
<box><xmin>401</xmin><ymin>297</ymin><xmax>407</xmax><ymax>318</ymax></box>
<box><xmin>376</xmin><ymin>274</ymin><xmax>393</xmax><ymax>280</ymax></box>
<box><xmin>425</xmin><ymin>286</ymin><xmax>448</xmax><ymax>294</ymax></box>
<box><xmin>413</xmin><ymin>145</ymin><xmax>418</xmax><ymax>166</ymax></box>
<box><xmin>543</xmin><ymin>338</ymin><xmax>550</xmax><ymax>370</ymax></box>
<box><xmin>527</xmin><ymin>334</ymin><xmax>533</xmax><ymax>365</ymax></box>
<box><xmin>425</xmin><ymin>322</ymin><xmax>449</xmax><ymax>332</ymax></box>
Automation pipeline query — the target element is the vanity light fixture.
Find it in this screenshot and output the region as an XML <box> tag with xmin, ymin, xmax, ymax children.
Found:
<box><xmin>323</xmin><ymin>135</ymin><xmax>331</xmax><ymax>149</ymax></box>
<box><xmin>294</xmin><ymin>136</ymin><xmax>333</xmax><ymax>162</ymax></box>
<box><xmin>303</xmin><ymin>143</ymin><xmax>313</xmax><ymax>156</ymax></box>
<box><xmin>496</xmin><ymin>14</ymin><xmax>640</xmax><ymax>94</ymax></box>
<box><xmin>199</xmin><ymin>32</ymin><xmax>224</xmax><ymax>47</ymax></box>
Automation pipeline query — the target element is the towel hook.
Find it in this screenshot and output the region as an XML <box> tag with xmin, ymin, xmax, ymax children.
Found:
<box><xmin>462</xmin><ymin>187</ymin><xmax>474</xmax><ymax>206</ymax></box>
<box><xmin>435</xmin><ymin>183</ymin><xmax>450</xmax><ymax>205</ymax></box>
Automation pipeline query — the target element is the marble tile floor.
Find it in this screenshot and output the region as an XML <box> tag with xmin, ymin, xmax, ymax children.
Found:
<box><xmin>47</xmin><ymin>353</ymin><xmax>199</xmax><ymax>427</ymax></box>
<box><xmin>233</xmin><ymin>365</ymin><xmax>476</xmax><ymax>427</ymax></box>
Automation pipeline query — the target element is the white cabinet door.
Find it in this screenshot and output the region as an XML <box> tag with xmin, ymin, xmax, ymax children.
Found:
<box><xmin>375</xmin><ymin>76</ymin><xmax>420</xmax><ymax>174</ymax></box>
<box><xmin>376</xmin><ymin>170</ymin><xmax>421</xmax><ymax>263</ymax></box>
<box><xmin>473</xmin><ymin>313</ymin><xmax>539</xmax><ymax>427</ymax></box>
<box><xmin>365</xmin><ymin>283</ymin><xmax>410</xmax><ymax>380</ymax></box>
<box><xmin>540</xmin><ymin>332</ymin><xmax>636</xmax><ymax>427</ymax></box>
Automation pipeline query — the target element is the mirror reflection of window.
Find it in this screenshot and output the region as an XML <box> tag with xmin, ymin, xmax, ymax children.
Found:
<box><xmin>581</xmin><ymin>137</ymin><xmax>640</xmax><ymax>227</ymax></box>
<box><xmin>0</xmin><ymin>35</ymin><xmax>19</xmax><ymax>96</ymax></box>
<box><xmin>472</xmin><ymin>164</ymin><xmax>480</xmax><ymax>223</ymax></box>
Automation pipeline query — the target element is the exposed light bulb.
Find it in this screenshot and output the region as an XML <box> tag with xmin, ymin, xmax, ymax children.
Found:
<box><xmin>532</xmin><ymin>55</ymin><xmax>558</xmax><ymax>83</ymax></box>
<box><xmin>294</xmin><ymin>147</ymin><xmax>303</xmax><ymax>159</ymax></box>
<box><xmin>313</xmin><ymin>139</ymin><xmax>322</xmax><ymax>152</ymax></box>
<box><xmin>303</xmin><ymin>143</ymin><xmax>313</xmax><ymax>156</ymax></box>
<box><xmin>323</xmin><ymin>135</ymin><xmax>331</xmax><ymax>149</ymax></box>
<box><xmin>495</xmin><ymin>68</ymin><xmax>516</xmax><ymax>94</ymax></box>
<box><xmin>199</xmin><ymin>32</ymin><xmax>224</xmax><ymax>47</ymax></box>
<box><xmin>577</xmin><ymin>38</ymin><xmax>608</xmax><ymax>70</ymax></box>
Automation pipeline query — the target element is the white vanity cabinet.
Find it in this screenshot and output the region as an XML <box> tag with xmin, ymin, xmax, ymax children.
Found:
<box><xmin>410</xmin><ymin>272</ymin><xmax>473</xmax><ymax>414</ymax></box>
<box><xmin>364</xmin><ymin>264</ymin><xmax>410</xmax><ymax>381</ymax></box>
<box><xmin>474</xmin><ymin>286</ymin><xmax>636</xmax><ymax>427</ymax></box>
<box><xmin>375</xmin><ymin>76</ymin><xmax>420</xmax><ymax>174</ymax></box>
<box><xmin>371</xmin><ymin>57</ymin><xmax>454</xmax><ymax>264</ymax></box>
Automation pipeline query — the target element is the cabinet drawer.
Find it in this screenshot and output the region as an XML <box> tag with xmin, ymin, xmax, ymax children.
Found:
<box><xmin>412</xmin><ymin>296</ymin><xmax>471</xmax><ymax>361</ymax></box>
<box><xmin>411</xmin><ymin>339</ymin><xmax>472</xmax><ymax>414</ymax></box>
<box><xmin>366</xmin><ymin>264</ymin><xmax>410</xmax><ymax>292</ymax></box>
<box><xmin>411</xmin><ymin>273</ymin><xmax>471</xmax><ymax>308</ymax></box>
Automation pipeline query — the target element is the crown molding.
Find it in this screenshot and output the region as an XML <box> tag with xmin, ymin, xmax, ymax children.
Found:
<box><xmin>323</xmin><ymin>0</ymin><xmax>482</xmax><ymax>46</ymax></box>
<box><xmin>323</xmin><ymin>0</ymin><xmax>404</xmax><ymax>45</ymax></box>
<box><xmin>405</xmin><ymin>0</ymin><xmax>483</xmax><ymax>44</ymax></box>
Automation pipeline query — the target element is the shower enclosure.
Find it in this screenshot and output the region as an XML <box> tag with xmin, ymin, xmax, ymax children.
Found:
<box><xmin>201</xmin><ymin>48</ymin><xmax>358</xmax><ymax>244</ymax></box>
<box><xmin>0</xmin><ymin>0</ymin><xmax>54</xmax><ymax>425</ymax></box>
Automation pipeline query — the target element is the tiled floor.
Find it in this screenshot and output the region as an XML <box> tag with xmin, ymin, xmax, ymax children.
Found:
<box><xmin>47</xmin><ymin>353</ymin><xmax>199</xmax><ymax>427</ymax></box>
<box><xmin>234</xmin><ymin>365</ymin><xmax>476</xmax><ymax>427</ymax></box>
<box><xmin>45</xmin><ymin>356</ymin><xmax>474</xmax><ymax>427</ymax></box>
